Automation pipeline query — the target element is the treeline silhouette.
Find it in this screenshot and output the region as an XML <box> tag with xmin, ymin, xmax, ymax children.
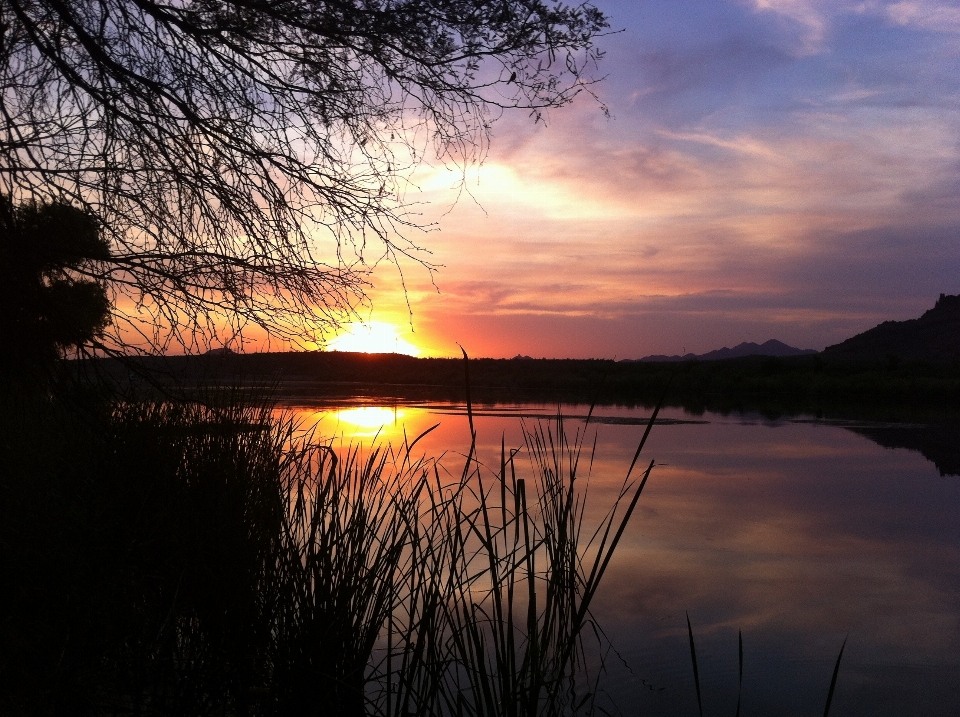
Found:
<box><xmin>95</xmin><ymin>351</ymin><xmax>960</xmax><ymax>421</ymax></box>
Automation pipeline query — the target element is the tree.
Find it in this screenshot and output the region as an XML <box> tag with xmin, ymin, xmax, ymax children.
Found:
<box><xmin>0</xmin><ymin>0</ymin><xmax>608</xmax><ymax>352</ymax></box>
<box><xmin>0</xmin><ymin>196</ymin><xmax>112</xmax><ymax>373</ymax></box>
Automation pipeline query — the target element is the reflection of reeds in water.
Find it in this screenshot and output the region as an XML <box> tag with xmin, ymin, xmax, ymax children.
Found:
<box><xmin>0</xmin><ymin>381</ymin><xmax>660</xmax><ymax>716</ymax></box>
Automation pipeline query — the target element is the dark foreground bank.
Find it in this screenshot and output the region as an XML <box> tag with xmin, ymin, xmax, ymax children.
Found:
<box><xmin>0</xmin><ymin>379</ymin><xmax>645</xmax><ymax>716</ymax></box>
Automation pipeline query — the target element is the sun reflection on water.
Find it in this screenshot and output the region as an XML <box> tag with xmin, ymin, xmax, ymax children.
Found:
<box><xmin>335</xmin><ymin>406</ymin><xmax>404</xmax><ymax>428</ymax></box>
<box><xmin>305</xmin><ymin>405</ymin><xmax>415</xmax><ymax>440</ymax></box>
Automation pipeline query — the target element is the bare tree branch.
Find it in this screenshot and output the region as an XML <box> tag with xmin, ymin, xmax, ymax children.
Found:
<box><xmin>0</xmin><ymin>0</ymin><xmax>608</xmax><ymax>352</ymax></box>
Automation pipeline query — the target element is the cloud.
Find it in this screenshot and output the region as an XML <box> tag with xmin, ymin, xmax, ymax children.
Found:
<box><xmin>656</xmin><ymin>129</ymin><xmax>784</xmax><ymax>159</ymax></box>
<box><xmin>460</xmin><ymin>98</ymin><xmax>960</xmax><ymax>249</ymax></box>
<box><xmin>880</xmin><ymin>1</ymin><xmax>960</xmax><ymax>34</ymax></box>
<box><xmin>344</xmin><ymin>0</ymin><xmax>960</xmax><ymax>358</ymax></box>
<box><xmin>637</xmin><ymin>34</ymin><xmax>795</xmax><ymax>95</ymax></box>
<box><xmin>749</xmin><ymin>0</ymin><xmax>833</xmax><ymax>54</ymax></box>
<box><xmin>402</xmin><ymin>163</ymin><xmax>960</xmax><ymax>355</ymax></box>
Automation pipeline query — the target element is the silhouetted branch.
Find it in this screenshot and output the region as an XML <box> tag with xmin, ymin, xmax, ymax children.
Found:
<box><xmin>0</xmin><ymin>0</ymin><xmax>608</xmax><ymax>351</ymax></box>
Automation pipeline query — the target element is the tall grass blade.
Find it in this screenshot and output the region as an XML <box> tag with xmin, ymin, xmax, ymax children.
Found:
<box><xmin>736</xmin><ymin>630</ymin><xmax>742</xmax><ymax>717</ymax></box>
<box><xmin>459</xmin><ymin>346</ymin><xmax>476</xmax><ymax>444</ymax></box>
<box><xmin>822</xmin><ymin>636</ymin><xmax>847</xmax><ymax>717</ymax></box>
<box><xmin>625</xmin><ymin>375</ymin><xmax>673</xmax><ymax>483</ymax></box>
<box><xmin>687</xmin><ymin>612</ymin><xmax>704</xmax><ymax>717</ymax></box>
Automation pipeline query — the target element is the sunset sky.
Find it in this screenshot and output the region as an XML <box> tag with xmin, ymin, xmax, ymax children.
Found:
<box><xmin>335</xmin><ymin>0</ymin><xmax>960</xmax><ymax>359</ymax></box>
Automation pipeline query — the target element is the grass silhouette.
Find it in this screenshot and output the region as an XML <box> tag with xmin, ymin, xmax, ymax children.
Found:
<box><xmin>0</xmin><ymin>372</ymin><xmax>659</xmax><ymax>716</ymax></box>
<box><xmin>2</xmin><ymin>369</ymin><xmax>852</xmax><ymax>715</ymax></box>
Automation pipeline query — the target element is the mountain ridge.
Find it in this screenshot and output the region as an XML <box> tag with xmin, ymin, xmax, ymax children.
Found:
<box><xmin>822</xmin><ymin>293</ymin><xmax>960</xmax><ymax>362</ymax></box>
<box><xmin>628</xmin><ymin>339</ymin><xmax>817</xmax><ymax>363</ymax></box>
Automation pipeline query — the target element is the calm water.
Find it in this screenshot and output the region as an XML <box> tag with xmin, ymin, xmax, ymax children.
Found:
<box><xmin>279</xmin><ymin>397</ymin><xmax>960</xmax><ymax>716</ymax></box>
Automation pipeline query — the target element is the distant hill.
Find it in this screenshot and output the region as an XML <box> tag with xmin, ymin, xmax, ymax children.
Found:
<box><xmin>630</xmin><ymin>339</ymin><xmax>817</xmax><ymax>363</ymax></box>
<box><xmin>822</xmin><ymin>293</ymin><xmax>960</xmax><ymax>362</ymax></box>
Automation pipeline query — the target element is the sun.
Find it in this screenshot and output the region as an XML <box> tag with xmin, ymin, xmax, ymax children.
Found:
<box><xmin>327</xmin><ymin>321</ymin><xmax>421</xmax><ymax>356</ymax></box>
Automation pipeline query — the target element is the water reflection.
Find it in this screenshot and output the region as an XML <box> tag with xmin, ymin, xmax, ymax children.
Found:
<box><xmin>282</xmin><ymin>400</ymin><xmax>960</xmax><ymax>716</ymax></box>
<box><xmin>843</xmin><ymin>422</ymin><xmax>960</xmax><ymax>477</ymax></box>
<box><xmin>335</xmin><ymin>406</ymin><xmax>404</xmax><ymax>432</ymax></box>
<box><xmin>297</xmin><ymin>405</ymin><xmax>410</xmax><ymax>441</ymax></box>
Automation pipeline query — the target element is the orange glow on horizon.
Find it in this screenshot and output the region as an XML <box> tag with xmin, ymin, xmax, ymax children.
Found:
<box><xmin>327</xmin><ymin>321</ymin><xmax>422</xmax><ymax>356</ymax></box>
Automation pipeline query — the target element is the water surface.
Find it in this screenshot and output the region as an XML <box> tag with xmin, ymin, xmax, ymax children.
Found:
<box><xmin>281</xmin><ymin>397</ymin><xmax>960</xmax><ymax>716</ymax></box>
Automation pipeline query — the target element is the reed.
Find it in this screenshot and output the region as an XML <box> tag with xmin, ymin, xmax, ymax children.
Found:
<box><xmin>269</xmin><ymin>403</ymin><xmax>659</xmax><ymax>717</ymax></box>
<box><xmin>1</xmin><ymin>379</ymin><xmax>658</xmax><ymax>716</ymax></box>
<box><xmin>683</xmin><ymin>616</ymin><xmax>847</xmax><ymax>717</ymax></box>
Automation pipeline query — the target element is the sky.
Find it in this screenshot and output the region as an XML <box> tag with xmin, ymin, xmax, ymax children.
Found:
<box><xmin>330</xmin><ymin>0</ymin><xmax>960</xmax><ymax>359</ymax></box>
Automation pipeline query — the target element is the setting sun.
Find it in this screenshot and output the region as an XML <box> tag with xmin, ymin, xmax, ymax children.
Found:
<box><xmin>327</xmin><ymin>321</ymin><xmax>421</xmax><ymax>356</ymax></box>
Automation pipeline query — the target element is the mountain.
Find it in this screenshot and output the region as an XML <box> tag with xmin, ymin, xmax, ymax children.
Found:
<box><xmin>822</xmin><ymin>293</ymin><xmax>960</xmax><ymax>362</ymax></box>
<box><xmin>631</xmin><ymin>339</ymin><xmax>817</xmax><ymax>363</ymax></box>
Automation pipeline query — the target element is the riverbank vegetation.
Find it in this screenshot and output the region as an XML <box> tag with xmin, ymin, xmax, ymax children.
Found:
<box><xmin>0</xmin><ymin>375</ymin><xmax>655</xmax><ymax>716</ymax></box>
<box><xmin>95</xmin><ymin>351</ymin><xmax>960</xmax><ymax>422</ymax></box>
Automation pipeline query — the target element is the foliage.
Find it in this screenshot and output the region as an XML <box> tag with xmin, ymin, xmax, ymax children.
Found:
<box><xmin>0</xmin><ymin>0</ymin><xmax>609</xmax><ymax>350</ymax></box>
<box><xmin>0</xmin><ymin>196</ymin><xmax>111</xmax><ymax>373</ymax></box>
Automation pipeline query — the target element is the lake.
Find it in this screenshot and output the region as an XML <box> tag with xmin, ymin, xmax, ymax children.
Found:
<box><xmin>278</xmin><ymin>395</ymin><xmax>960</xmax><ymax>716</ymax></box>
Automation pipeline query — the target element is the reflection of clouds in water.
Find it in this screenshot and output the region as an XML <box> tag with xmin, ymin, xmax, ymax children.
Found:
<box><xmin>595</xmin><ymin>422</ymin><xmax>960</xmax><ymax>677</ymax></box>
<box><xmin>582</xmin><ymin>418</ymin><xmax>960</xmax><ymax>713</ymax></box>
<box><xmin>276</xmin><ymin>400</ymin><xmax>960</xmax><ymax>713</ymax></box>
